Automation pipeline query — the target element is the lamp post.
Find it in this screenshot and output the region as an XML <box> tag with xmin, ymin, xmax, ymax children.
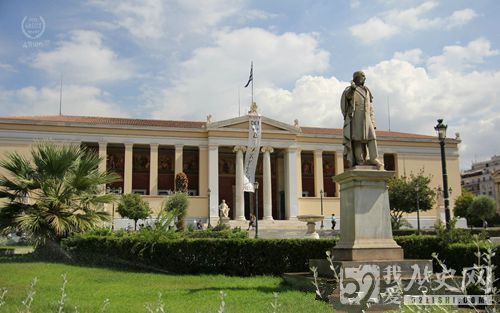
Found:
<box><xmin>320</xmin><ymin>190</ymin><xmax>324</xmax><ymax>229</ymax></box>
<box><xmin>207</xmin><ymin>188</ymin><xmax>212</xmax><ymax>228</ymax></box>
<box><xmin>415</xmin><ymin>185</ymin><xmax>421</xmax><ymax>235</ymax></box>
<box><xmin>254</xmin><ymin>181</ymin><xmax>259</xmax><ymax>239</ymax></box>
<box><xmin>435</xmin><ymin>119</ymin><xmax>451</xmax><ymax>230</ymax></box>
<box><xmin>106</xmin><ymin>186</ymin><xmax>121</xmax><ymax>230</ymax></box>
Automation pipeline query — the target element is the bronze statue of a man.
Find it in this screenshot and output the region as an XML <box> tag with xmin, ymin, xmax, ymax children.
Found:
<box><xmin>340</xmin><ymin>71</ymin><xmax>383</xmax><ymax>169</ymax></box>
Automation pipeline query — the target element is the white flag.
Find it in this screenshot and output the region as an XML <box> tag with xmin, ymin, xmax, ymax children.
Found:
<box><xmin>243</xmin><ymin>113</ymin><xmax>261</xmax><ymax>192</ymax></box>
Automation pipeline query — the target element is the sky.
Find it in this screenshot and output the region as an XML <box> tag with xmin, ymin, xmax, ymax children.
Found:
<box><xmin>0</xmin><ymin>0</ymin><xmax>499</xmax><ymax>170</ymax></box>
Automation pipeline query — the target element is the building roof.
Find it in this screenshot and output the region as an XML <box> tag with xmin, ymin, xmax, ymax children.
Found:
<box><xmin>0</xmin><ymin>114</ymin><xmax>439</xmax><ymax>140</ymax></box>
<box><xmin>301</xmin><ymin>126</ymin><xmax>435</xmax><ymax>139</ymax></box>
<box><xmin>0</xmin><ymin>115</ymin><xmax>205</xmax><ymax>129</ymax></box>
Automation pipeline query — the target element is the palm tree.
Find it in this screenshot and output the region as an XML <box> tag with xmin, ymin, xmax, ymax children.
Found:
<box><xmin>0</xmin><ymin>142</ymin><xmax>119</xmax><ymax>247</ymax></box>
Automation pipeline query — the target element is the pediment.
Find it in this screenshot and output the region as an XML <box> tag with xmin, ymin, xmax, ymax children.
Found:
<box><xmin>493</xmin><ymin>170</ymin><xmax>500</xmax><ymax>181</ymax></box>
<box><xmin>208</xmin><ymin>115</ymin><xmax>300</xmax><ymax>134</ymax></box>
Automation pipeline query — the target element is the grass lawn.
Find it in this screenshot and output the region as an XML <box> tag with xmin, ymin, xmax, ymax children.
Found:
<box><xmin>0</xmin><ymin>261</ymin><xmax>332</xmax><ymax>313</ymax></box>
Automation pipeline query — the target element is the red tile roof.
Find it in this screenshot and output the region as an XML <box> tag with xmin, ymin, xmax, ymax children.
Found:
<box><xmin>0</xmin><ymin>115</ymin><xmax>437</xmax><ymax>139</ymax></box>
<box><xmin>301</xmin><ymin>126</ymin><xmax>435</xmax><ymax>139</ymax></box>
<box><xmin>0</xmin><ymin>115</ymin><xmax>206</xmax><ymax>129</ymax></box>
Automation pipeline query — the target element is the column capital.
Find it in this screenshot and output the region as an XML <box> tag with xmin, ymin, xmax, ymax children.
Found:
<box><xmin>261</xmin><ymin>146</ymin><xmax>274</xmax><ymax>154</ymax></box>
<box><xmin>150</xmin><ymin>143</ymin><xmax>159</xmax><ymax>149</ymax></box>
<box><xmin>287</xmin><ymin>146</ymin><xmax>299</xmax><ymax>153</ymax></box>
<box><xmin>233</xmin><ymin>145</ymin><xmax>247</xmax><ymax>153</ymax></box>
<box><xmin>314</xmin><ymin>149</ymin><xmax>323</xmax><ymax>156</ymax></box>
<box><xmin>124</xmin><ymin>142</ymin><xmax>134</xmax><ymax>149</ymax></box>
<box><xmin>98</xmin><ymin>141</ymin><xmax>107</xmax><ymax>148</ymax></box>
<box><xmin>209</xmin><ymin>144</ymin><xmax>218</xmax><ymax>151</ymax></box>
<box><xmin>175</xmin><ymin>144</ymin><xmax>184</xmax><ymax>149</ymax></box>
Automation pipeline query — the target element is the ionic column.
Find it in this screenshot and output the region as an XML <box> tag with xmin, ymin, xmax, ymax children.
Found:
<box><xmin>124</xmin><ymin>143</ymin><xmax>133</xmax><ymax>194</ymax></box>
<box><xmin>149</xmin><ymin>144</ymin><xmax>159</xmax><ymax>196</ymax></box>
<box><xmin>98</xmin><ymin>142</ymin><xmax>107</xmax><ymax>174</ymax></box>
<box><xmin>335</xmin><ymin>151</ymin><xmax>344</xmax><ymax>196</ymax></box>
<box><xmin>208</xmin><ymin>145</ymin><xmax>219</xmax><ymax>223</ymax></box>
<box><xmin>285</xmin><ymin>147</ymin><xmax>299</xmax><ymax>220</ymax></box>
<box><xmin>262</xmin><ymin>146</ymin><xmax>274</xmax><ymax>220</ymax></box>
<box><xmin>314</xmin><ymin>150</ymin><xmax>324</xmax><ymax>197</ymax></box>
<box><xmin>233</xmin><ymin>145</ymin><xmax>246</xmax><ymax>221</ymax></box>
<box><xmin>198</xmin><ymin>146</ymin><xmax>208</xmax><ymax>197</ymax></box>
<box><xmin>175</xmin><ymin>144</ymin><xmax>184</xmax><ymax>175</ymax></box>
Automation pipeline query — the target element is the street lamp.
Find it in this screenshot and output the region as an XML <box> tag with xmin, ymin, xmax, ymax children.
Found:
<box><xmin>320</xmin><ymin>190</ymin><xmax>324</xmax><ymax>229</ymax></box>
<box><xmin>207</xmin><ymin>188</ymin><xmax>212</xmax><ymax>228</ymax></box>
<box><xmin>435</xmin><ymin>119</ymin><xmax>451</xmax><ymax>230</ymax></box>
<box><xmin>106</xmin><ymin>186</ymin><xmax>121</xmax><ymax>230</ymax></box>
<box><xmin>254</xmin><ymin>181</ymin><xmax>259</xmax><ymax>239</ymax></box>
<box><xmin>415</xmin><ymin>185</ymin><xmax>420</xmax><ymax>235</ymax></box>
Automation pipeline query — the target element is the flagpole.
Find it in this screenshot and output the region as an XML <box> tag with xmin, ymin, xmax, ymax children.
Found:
<box><xmin>251</xmin><ymin>61</ymin><xmax>254</xmax><ymax>105</ymax></box>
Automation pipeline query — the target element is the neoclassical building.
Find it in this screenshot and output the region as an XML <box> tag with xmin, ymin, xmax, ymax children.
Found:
<box><xmin>0</xmin><ymin>111</ymin><xmax>462</xmax><ymax>227</ymax></box>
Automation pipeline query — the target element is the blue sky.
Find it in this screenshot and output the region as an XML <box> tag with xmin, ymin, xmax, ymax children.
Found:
<box><xmin>0</xmin><ymin>0</ymin><xmax>499</xmax><ymax>169</ymax></box>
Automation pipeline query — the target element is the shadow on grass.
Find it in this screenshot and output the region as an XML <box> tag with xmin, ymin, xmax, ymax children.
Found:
<box><xmin>0</xmin><ymin>252</ymin><xmax>305</xmax><ymax>292</ymax></box>
<box><xmin>185</xmin><ymin>280</ymin><xmax>297</xmax><ymax>295</ymax></box>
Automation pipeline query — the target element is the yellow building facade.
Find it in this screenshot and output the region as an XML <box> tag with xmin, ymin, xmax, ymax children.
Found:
<box><xmin>0</xmin><ymin>113</ymin><xmax>462</xmax><ymax>228</ymax></box>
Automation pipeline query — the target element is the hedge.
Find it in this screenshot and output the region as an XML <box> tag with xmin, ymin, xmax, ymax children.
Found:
<box><xmin>62</xmin><ymin>235</ymin><xmax>337</xmax><ymax>276</ymax></box>
<box><xmin>393</xmin><ymin>228</ymin><xmax>500</xmax><ymax>237</ymax></box>
<box><xmin>62</xmin><ymin>235</ymin><xmax>499</xmax><ymax>277</ymax></box>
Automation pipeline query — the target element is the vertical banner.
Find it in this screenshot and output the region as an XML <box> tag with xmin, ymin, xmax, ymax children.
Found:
<box><xmin>243</xmin><ymin>113</ymin><xmax>261</xmax><ymax>192</ymax></box>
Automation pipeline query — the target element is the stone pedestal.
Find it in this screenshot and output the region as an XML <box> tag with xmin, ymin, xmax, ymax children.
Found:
<box><xmin>219</xmin><ymin>217</ymin><xmax>230</xmax><ymax>226</ymax></box>
<box><xmin>297</xmin><ymin>215</ymin><xmax>323</xmax><ymax>239</ymax></box>
<box><xmin>332</xmin><ymin>167</ymin><xmax>403</xmax><ymax>261</ymax></box>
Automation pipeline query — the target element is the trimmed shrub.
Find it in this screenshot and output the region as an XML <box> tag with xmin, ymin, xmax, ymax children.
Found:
<box><xmin>62</xmin><ymin>234</ymin><xmax>499</xmax><ymax>277</ymax></box>
<box><xmin>394</xmin><ymin>235</ymin><xmax>443</xmax><ymax>259</ymax></box>
<box><xmin>440</xmin><ymin>242</ymin><xmax>500</xmax><ymax>279</ymax></box>
<box><xmin>63</xmin><ymin>235</ymin><xmax>336</xmax><ymax>276</ymax></box>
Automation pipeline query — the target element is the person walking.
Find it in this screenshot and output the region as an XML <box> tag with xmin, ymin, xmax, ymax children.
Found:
<box><xmin>331</xmin><ymin>214</ymin><xmax>337</xmax><ymax>230</ymax></box>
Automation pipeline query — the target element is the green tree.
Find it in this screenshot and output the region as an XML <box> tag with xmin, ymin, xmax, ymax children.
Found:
<box><xmin>117</xmin><ymin>193</ymin><xmax>151</xmax><ymax>230</ymax></box>
<box><xmin>0</xmin><ymin>142</ymin><xmax>118</xmax><ymax>247</ymax></box>
<box><xmin>468</xmin><ymin>195</ymin><xmax>496</xmax><ymax>225</ymax></box>
<box><xmin>388</xmin><ymin>172</ymin><xmax>436</xmax><ymax>230</ymax></box>
<box><xmin>453</xmin><ymin>189</ymin><xmax>476</xmax><ymax>227</ymax></box>
<box><xmin>164</xmin><ymin>192</ymin><xmax>189</xmax><ymax>230</ymax></box>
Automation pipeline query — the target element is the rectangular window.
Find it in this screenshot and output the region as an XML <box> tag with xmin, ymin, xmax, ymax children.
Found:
<box><xmin>301</xmin><ymin>151</ymin><xmax>314</xmax><ymax>197</ymax></box>
<box><xmin>384</xmin><ymin>154</ymin><xmax>396</xmax><ymax>171</ymax></box>
<box><xmin>323</xmin><ymin>152</ymin><xmax>336</xmax><ymax>197</ymax></box>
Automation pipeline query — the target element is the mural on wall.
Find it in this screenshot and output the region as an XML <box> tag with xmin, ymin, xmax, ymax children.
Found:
<box><xmin>183</xmin><ymin>149</ymin><xmax>199</xmax><ymax>174</ymax></box>
<box><xmin>301</xmin><ymin>153</ymin><xmax>314</xmax><ymax>177</ymax></box>
<box><xmin>323</xmin><ymin>154</ymin><xmax>335</xmax><ymax>177</ymax></box>
<box><xmin>219</xmin><ymin>154</ymin><xmax>235</xmax><ymax>175</ymax></box>
<box><xmin>133</xmin><ymin>150</ymin><xmax>150</xmax><ymax>172</ymax></box>
<box><xmin>107</xmin><ymin>151</ymin><xmax>124</xmax><ymax>172</ymax></box>
<box><xmin>158</xmin><ymin>154</ymin><xmax>174</xmax><ymax>173</ymax></box>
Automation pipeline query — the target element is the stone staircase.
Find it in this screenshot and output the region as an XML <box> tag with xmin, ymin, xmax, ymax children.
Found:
<box><xmin>228</xmin><ymin>220</ymin><xmax>338</xmax><ymax>239</ymax></box>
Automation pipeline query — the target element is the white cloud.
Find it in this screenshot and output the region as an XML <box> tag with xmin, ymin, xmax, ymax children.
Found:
<box><xmin>31</xmin><ymin>30</ymin><xmax>134</xmax><ymax>83</ymax></box>
<box><xmin>350</xmin><ymin>2</ymin><xmax>478</xmax><ymax>43</ymax></box>
<box><xmin>0</xmin><ymin>63</ymin><xmax>16</xmax><ymax>72</ymax></box>
<box><xmin>393</xmin><ymin>49</ymin><xmax>423</xmax><ymax>65</ymax></box>
<box><xmin>146</xmin><ymin>28</ymin><xmax>330</xmax><ymax>120</ymax></box>
<box><xmin>208</xmin><ymin>37</ymin><xmax>497</xmax><ymax>169</ymax></box>
<box><xmin>350</xmin><ymin>17</ymin><xmax>399</xmax><ymax>43</ymax></box>
<box><xmin>0</xmin><ymin>85</ymin><xmax>128</xmax><ymax>117</ymax></box>
<box><xmin>89</xmin><ymin>0</ymin><xmax>259</xmax><ymax>41</ymax></box>
<box><xmin>427</xmin><ymin>37</ymin><xmax>498</xmax><ymax>73</ymax></box>
<box><xmin>446</xmin><ymin>9</ymin><xmax>478</xmax><ymax>29</ymax></box>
